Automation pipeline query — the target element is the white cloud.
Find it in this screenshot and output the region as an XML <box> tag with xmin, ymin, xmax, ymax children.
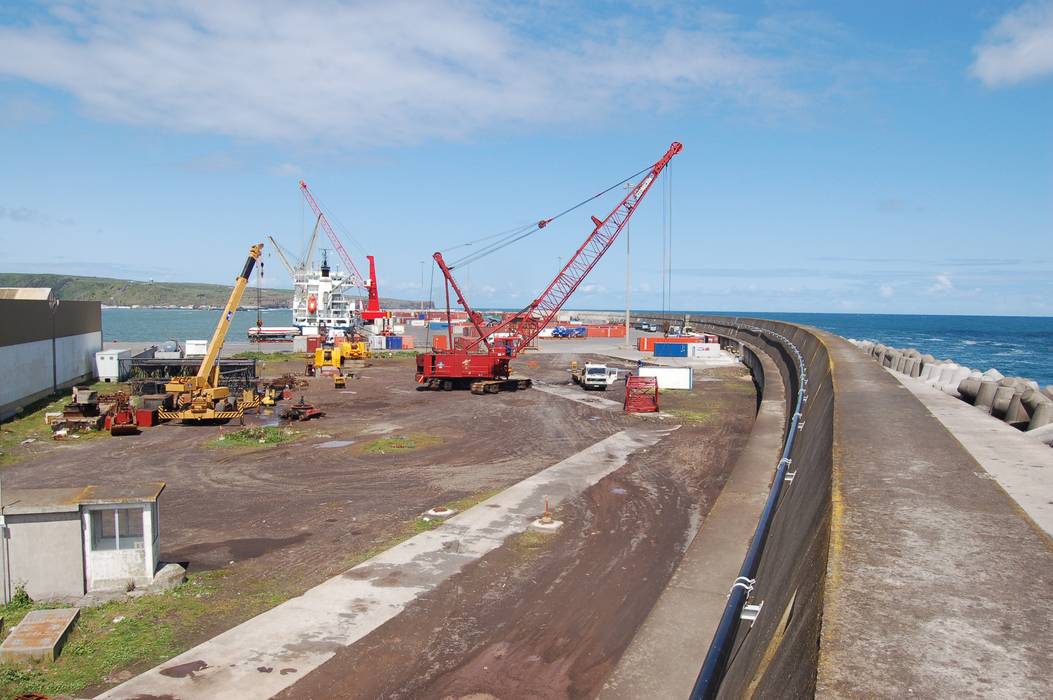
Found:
<box><xmin>971</xmin><ymin>1</ymin><xmax>1053</xmax><ymax>87</ymax></box>
<box><xmin>271</xmin><ymin>163</ymin><xmax>301</xmax><ymax>177</ymax></box>
<box><xmin>0</xmin><ymin>1</ymin><xmax>799</xmax><ymax>145</ymax></box>
<box><xmin>926</xmin><ymin>273</ymin><xmax>954</xmax><ymax>294</ymax></box>
<box><xmin>879</xmin><ymin>284</ymin><xmax>894</xmax><ymax>298</ymax></box>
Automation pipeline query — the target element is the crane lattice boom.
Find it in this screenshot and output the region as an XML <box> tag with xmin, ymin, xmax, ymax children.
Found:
<box><xmin>298</xmin><ymin>180</ymin><xmax>366</xmax><ymax>289</ymax></box>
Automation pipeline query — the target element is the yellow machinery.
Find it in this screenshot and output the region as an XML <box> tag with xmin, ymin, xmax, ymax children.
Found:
<box><xmin>313</xmin><ymin>346</ymin><xmax>342</xmax><ymax>371</ymax></box>
<box><xmin>160</xmin><ymin>244</ymin><xmax>263</xmax><ymax>423</ymax></box>
<box><xmin>333</xmin><ymin>372</ymin><xmax>347</xmax><ymax>389</ymax></box>
<box><xmin>340</xmin><ymin>340</ymin><xmax>369</xmax><ymax>361</ymax></box>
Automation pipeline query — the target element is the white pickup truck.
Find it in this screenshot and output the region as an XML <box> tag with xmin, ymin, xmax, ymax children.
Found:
<box><xmin>572</xmin><ymin>362</ymin><xmax>620</xmax><ymax>391</ymax></box>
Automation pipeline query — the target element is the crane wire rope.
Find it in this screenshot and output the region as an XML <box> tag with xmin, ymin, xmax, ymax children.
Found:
<box><xmin>445</xmin><ymin>162</ymin><xmax>655</xmax><ymax>270</ymax></box>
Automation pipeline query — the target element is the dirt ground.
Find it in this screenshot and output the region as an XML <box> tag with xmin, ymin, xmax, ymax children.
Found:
<box><xmin>1</xmin><ymin>352</ymin><xmax>756</xmax><ymax>699</ymax></box>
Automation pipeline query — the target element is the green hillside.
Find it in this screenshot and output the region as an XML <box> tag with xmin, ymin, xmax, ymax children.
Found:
<box><xmin>0</xmin><ymin>273</ymin><xmax>428</xmax><ymax>309</ymax></box>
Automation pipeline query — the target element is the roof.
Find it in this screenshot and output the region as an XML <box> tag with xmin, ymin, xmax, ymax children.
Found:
<box><xmin>1</xmin><ymin>482</ymin><xmax>165</xmax><ymax>515</ymax></box>
<box><xmin>0</xmin><ymin>287</ymin><xmax>54</xmax><ymax>300</ymax></box>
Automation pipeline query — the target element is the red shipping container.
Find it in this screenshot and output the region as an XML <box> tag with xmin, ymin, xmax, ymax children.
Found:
<box><xmin>432</xmin><ymin>335</ymin><xmax>448</xmax><ymax>350</ymax></box>
<box><xmin>135</xmin><ymin>408</ymin><xmax>157</xmax><ymax>427</ymax></box>
<box><xmin>306</xmin><ymin>336</ymin><xmax>321</xmax><ymax>353</ymax></box>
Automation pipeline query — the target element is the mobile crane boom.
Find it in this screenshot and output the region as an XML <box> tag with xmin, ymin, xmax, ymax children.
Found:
<box><xmin>417</xmin><ymin>142</ymin><xmax>681</xmax><ymax>393</ymax></box>
<box><xmin>160</xmin><ymin>243</ymin><xmax>263</xmax><ymax>421</ymax></box>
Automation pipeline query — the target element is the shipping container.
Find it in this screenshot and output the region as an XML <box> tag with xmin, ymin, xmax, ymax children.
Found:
<box><xmin>432</xmin><ymin>335</ymin><xmax>448</xmax><ymax>351</ymax></box>
<box><xmin>386</xmin><ymin>336</ymin><xmax>403</xmax><ymax>350</ymax></box>
<box><xmin>402</xmin><ymin>335</ymin><xmax>415</xmax><ymax>350</ymax></box>
<box><xmin>653</xmin><ymin>343</ymin><xmax>689</xmax><ymax>357</ymax></box>
<box><xmin>368</xmin><ymin>335</ymin><xmax>387</xmax><ymax>351</ymax></box>
<box><xmin>586</xmin><ymin>324</ymin><xmax>627</xmax><ymax>338</ymax></box>
<box><xmin>689</xmin><ymin>343</ymin><xmax>722</xmax><ymax>357</ymax></box>
<box><xmin>638</xmin><ymin>366</ymin><xmax>694</xmax><ymax>390</ymax></box>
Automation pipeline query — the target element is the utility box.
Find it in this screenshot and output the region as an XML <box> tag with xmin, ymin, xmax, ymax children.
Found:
<box><xmin>184</xmin><ymin>340</ymin><xmax>208</xmax><ymax>357</ymax></box>
<box><xmin>95</xmin><ymin>349</ymin><xmax>132</xmax><ymax>382</ymax></box>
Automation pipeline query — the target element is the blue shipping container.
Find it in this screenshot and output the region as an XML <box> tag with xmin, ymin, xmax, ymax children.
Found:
<box><xmin>386</xmin><ymin>336</ymin><xmax>403</xmax><ymax>350</ymax></box>
<box><xmin>429</xmin><ymin>321</ymin><xmax>449</xmax><ymax>329</ymax></box>
<box><xmin>653</xmin><ymin>343</ymin><xmax>688</xmax><ymax>357</ymax></box>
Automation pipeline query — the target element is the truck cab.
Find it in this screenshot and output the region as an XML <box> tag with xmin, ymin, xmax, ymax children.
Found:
<box><xmin>573</xmin><ymin>362</ymin><xmax>619</xmax><ymax>391</ymax></box>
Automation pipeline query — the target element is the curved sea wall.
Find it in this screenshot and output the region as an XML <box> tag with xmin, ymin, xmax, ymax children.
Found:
<box><xmin>640</xmin><ymin>314</ymin><xmax>835</xmax><ymax>697</ymax></box>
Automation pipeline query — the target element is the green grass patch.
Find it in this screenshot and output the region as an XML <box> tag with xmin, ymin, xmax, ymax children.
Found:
<box><xmin>210</xmin><ymin>426</ymin><xmax>298</xmax><ymax>448</ymax></box>
<box><xmin>361</xmin><ymin>433</ymin><xmax>441</xmax><ymax>454</ymax></box>
<box><xmin>0</xmin><ymin>569</ymin><xmax>289</xmax><ymax>699</ymax></box>
<box><xmin>0</xmin><ymin>381</ymin><xmax>129</xmax><ymax>468</ymax></box>
<box><xmin>668</xmin><ymin>408</ymin><xmax>716</xmax><ymax>424</ymax></box>
<box><xmin>509</xmin><ymin>530</ymin><xmax>553</xmax><ymax>556</ymax></box>
<box><xmin>446</xmin><ymin>488</ymin><xmax>502</xmax><ymax>513</ymax></box>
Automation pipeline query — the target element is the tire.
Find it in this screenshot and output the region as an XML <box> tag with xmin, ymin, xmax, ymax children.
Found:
<box><xmin>442</xmin><ymin>380</ymin><xmax>454</xmax><ymax>391</ymax></box>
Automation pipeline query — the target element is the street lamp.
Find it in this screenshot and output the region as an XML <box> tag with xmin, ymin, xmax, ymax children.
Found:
<box><xmin>624</xmin><ymin>181</ymin><xmax>634</xmax><ymax>348</ymax></box>
<box><xmin>48</xmin><ymin>294</ymin><xmax>60</xmax><ymax>394</ymax></box>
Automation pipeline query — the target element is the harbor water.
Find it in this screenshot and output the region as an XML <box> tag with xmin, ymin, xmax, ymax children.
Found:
<box><xmin>101</xmin><ymin>308</ymin><xmax>1053</xmax><ymax>386</ymax></box>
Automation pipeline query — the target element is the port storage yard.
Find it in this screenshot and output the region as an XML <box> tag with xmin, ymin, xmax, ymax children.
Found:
<box><xmin>0</xmin><ymin>326</ymin><xmax>757</xmax><ymax>698</ymax></box>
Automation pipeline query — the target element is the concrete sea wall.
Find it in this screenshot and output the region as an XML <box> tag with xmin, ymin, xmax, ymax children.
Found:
<box><xmin>852</xmin><ymin>339</ymin><xmax>1053</xmax><ymax>445</ymax></box>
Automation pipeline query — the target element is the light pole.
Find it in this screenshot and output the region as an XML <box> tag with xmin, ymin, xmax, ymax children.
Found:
<box><xmin>624</xmin><ymin>181</ymin><xmax>634</xmax><ymax>348</ymax></box>
<box><xmin>48</xmin><ymin>295</ymin><xmax>60</xmax><ymax>394</ymax></box>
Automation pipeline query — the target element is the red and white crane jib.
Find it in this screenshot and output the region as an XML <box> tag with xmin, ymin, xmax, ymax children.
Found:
<box><xmin>469</xmin><ymin>141</ymin><xmax>682</xmax><ymax>356</ymax></box>
<box><xmin>298</xmin><ymin>179</ymin><xmax>367</xmax><ymax>290</ymax></box>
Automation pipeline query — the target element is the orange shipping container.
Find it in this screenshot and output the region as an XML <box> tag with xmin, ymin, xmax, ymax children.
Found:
<box><xmin>432</xmin><ymin>335</ymin><xmax>448</xmax><ymax>350</ymax></box>
<box><xmin>402</xmin><ymin>335</ymin><xmax>415</xmax><ymax>350</ymax></box>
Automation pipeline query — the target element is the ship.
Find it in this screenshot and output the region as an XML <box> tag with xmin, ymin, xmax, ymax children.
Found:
<box><xmin>291</xmin><ymin>251</ymin><xmax>364</xmax><ymax>334</ymax></box>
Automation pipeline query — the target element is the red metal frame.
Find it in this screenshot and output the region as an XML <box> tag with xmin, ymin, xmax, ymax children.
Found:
<box><xmin>625</xmin><ymin>376</ymin><xmax>659</xmax><ymax>413</ymax></box>
<box><xmin>417</xmin><ymin>142</ymin><xmax>682</xmax><ymax>385</ymax></box>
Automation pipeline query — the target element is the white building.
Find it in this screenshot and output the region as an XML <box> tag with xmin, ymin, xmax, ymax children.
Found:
<box><xmin>0</xmin><ymin>482</ymin><xmax>166</xmax><ymax>601</ymax></box>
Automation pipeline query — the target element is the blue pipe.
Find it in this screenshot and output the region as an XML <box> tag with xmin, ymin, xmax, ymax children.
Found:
<box><xmin>689</xmin><ymin>325</ymin><xmax>807</xmax><ymax>699</ymax></box>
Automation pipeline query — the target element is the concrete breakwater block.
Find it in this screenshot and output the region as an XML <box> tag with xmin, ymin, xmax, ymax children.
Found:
<box><xmin>0</xmin><ymin>608</ymin><xmax>79</xmax><ymax>662</ymax></box>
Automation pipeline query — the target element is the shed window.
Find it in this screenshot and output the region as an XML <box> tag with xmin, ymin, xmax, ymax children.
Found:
<box><xmin>91</xmin><ymin>508</ymin><xmax>144</xmax><ymax>551</ymax></box>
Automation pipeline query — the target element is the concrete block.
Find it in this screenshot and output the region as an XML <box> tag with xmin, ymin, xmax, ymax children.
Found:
<box><xmin>992</xmin><ymin>386</ymin><xmax>1017</xmax><ymax>418</ymax></box>
<box><xmin>958</xmin><ymin>377</ymin><xmax>982</xmax><ymax>404</ymax></box>
<box><xmin>0</xmin><ymin>608</ymin><xmax>79</xmax><ymax>663</ymax></box>
<box><xmin>982</xmin><ymin>368</ymin><xmax>1004</xmax><ymax>382</ymax></box>
<box><xmin>975</xmin><ymin>380</ymin><xmax>999</xmax><ymax>413</ymax></box>
<box><xmin>1006</xmin><ymin>393</ymin><xmax>1030</xmax><ymax>424</ymax></box>
<box><xmin>1028</xmin><ymin>401</ymin><xmax>1053</xmax><ymax>431</ymax></box>
<box><xmin>149</xmin><ymin>563</ymin><xmax>188</xmax><ymax>592</ymax></box>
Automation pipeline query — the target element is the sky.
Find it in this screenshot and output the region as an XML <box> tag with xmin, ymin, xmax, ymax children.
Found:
<box><xmin>0</xmin><ymin>0</ymin><xmax>1050</xmax><ymax>316</ymax></box>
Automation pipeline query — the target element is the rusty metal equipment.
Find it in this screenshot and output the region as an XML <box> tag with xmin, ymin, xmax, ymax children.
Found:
<box><xmin>624</xmin><ymin>376</ymin><xmax>659</xmax><ymax>413</ymax></box>
<box><xmin>416</xmin><ymin>142</ymin><xmax>681</xmax><ymax>394</ymax></box>
<box><xmin>281</xmin><ymin>397</ymin><xmax>325</xmax><ymax>421</ymax></box>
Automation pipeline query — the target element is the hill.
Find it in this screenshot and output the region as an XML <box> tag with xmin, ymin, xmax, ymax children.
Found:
<box><xmin>0</xmin><ymin>272</ymin><xmax>428</xmax><ymax>309</ymax></box>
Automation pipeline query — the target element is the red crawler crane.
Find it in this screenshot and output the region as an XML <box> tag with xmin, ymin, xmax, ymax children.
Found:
<box><xmin>299</xmin><ymin>180</ymin><xmax>384</xmax><ymax>321</ymax></box>
<box><xmin>416</xmin><ymin>141</ymin><xmax>682</xmax><ymax>394</ymax></box>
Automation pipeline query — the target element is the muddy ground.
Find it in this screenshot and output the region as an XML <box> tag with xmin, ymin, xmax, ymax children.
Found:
<box><xmin>2</xmin><ymin>352</ymin><xmax>756</xmax><ymax>698</ymax></box>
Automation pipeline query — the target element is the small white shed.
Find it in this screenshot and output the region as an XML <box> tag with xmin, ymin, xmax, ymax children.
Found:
<box><xmin>95</xmin><ymin>348</ymin><xmax>133</xmax><ymax>382</ymax></box>
<box><xmin>0</xmin><ymin>482</ymin><xmax>166</xmax><ymax>600</ymax></box>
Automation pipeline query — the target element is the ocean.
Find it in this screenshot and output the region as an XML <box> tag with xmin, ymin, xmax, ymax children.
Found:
<box><xmin>101</xmin><ymin>308</ymin><xmax>1053</xmax><ymax>387</ymax></box>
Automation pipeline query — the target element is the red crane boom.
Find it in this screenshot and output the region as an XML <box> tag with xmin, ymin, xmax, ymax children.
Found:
<box><xmin>417</xmin><ymin>141</ymin><xmax>682</xmax><ymax>393</ymax></box>
<box><xmin>298</xmin><ymin>180</ymin><xmax>366</xmax><ymax>289</ymax></box>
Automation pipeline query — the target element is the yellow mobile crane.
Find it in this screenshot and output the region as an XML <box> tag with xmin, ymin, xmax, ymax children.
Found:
<box><xmin>159</xmin><ymin>243</ymin><xmax>264</xmax><ymax>423</ymax></box>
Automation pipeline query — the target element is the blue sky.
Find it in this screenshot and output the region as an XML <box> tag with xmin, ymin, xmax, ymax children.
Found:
<box><xmin>0</xmin><ymin>0</ymin><xmax>1050</xmax><ymax>315</ymax></box>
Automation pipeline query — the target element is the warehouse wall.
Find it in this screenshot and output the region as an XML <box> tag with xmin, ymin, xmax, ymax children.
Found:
<box><xmin>0</xmin><ymin>299</ymin><xmax>102</xmax><ymax>420</ymax></box>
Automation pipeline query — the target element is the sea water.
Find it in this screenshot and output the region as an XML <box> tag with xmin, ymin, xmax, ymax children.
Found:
<box><xmin>102</xmin><ymin>308</ymin><xmax>1053</xmax><ymax>386</ymax></box>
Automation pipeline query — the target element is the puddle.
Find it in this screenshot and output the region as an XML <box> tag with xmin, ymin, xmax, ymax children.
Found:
<box><xmin>316</xmin><ymin>440</ymin><xmax>355</xmax><ymax>449</ymax></box>
<box><xmin>610</xmin><ymin>487</ymin><xmax>627</xmax><ymax>495</ymax></box>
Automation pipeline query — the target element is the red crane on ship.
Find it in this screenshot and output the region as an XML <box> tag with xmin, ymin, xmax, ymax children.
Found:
<box><xmin>299</xmin><ymin>180</ymin><xmax>385</xmax><ymax>321</ymax></box>
<box><xmin>416</xmin><ymin>141</ymin><xmax>682</xmax><ymax>393</ymax></box>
